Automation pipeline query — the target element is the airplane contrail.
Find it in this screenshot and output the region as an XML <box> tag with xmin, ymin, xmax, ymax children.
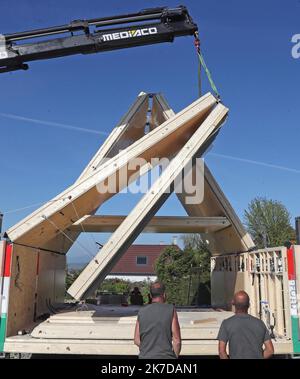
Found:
<box><xmin>3</xmin><ymin>152</ymin><xmax>300</xmax><ymax>216</ymax></box>
<box><xmin>0</xmin><ymin>112</ymin><xmax>110</xmax><ymax>136</ymax></box>
<box><xmin>1</xmin><ymin>111</ymin><xmax>299</xmax><ymax>174</ymax></box>
<box><xmin>209</xmin><ymin>152</ymin><xmax>300</xmax><ymax>174</ymax></box>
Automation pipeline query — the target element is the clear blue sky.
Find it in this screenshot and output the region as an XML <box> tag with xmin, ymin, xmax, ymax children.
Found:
<box><xmin>1</xmin><ymin>0</ymin><xmax>300</xmax><ymax>262</ymax></box>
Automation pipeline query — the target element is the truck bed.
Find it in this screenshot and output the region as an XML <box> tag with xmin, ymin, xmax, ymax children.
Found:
<box><xmin>3</xmin><ymin>305</ymin><xmax>293</xmax><ymax>356</ymax></box>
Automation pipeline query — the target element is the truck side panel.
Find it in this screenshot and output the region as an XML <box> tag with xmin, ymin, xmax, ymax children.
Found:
<box><xmin>5</xmin><ymin>244</ymin><xmax>66</xmax><ymax>338</ymax></box>
<box><xmin>6</xmin><ymin>244</ymin><xmax>38</xmax><ymax>337</ymax></box>
<box><xmin>0</xmin><ymin>241</ymin><xmax>6</xmax><ymax>316</ymax></box>
<box><xmin>0</xmin><ymin>241</ymin><xmax>11</xmax><ymax>351</ymax></box>
<box><xmin>211</xmin><ymin>248</ymin><xmax>291</xmax><ymax>339</ymax></box>
<box><xmin>211</xmin><ymin>255</ymin><xmax>248</xmax><ymax>309</ymax></box>
<box><xmin>37</xmin><ymin>250</ymin><xmax>66</xmax><ymax>316</ymax></box>
<box><xmin>288</xmin><ymin>246</ymin><xmax>300</xmax><ymax>353</ymax></box>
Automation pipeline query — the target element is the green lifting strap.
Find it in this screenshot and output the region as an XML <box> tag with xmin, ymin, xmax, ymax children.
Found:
<box><xmin>194</xmin><ymin>34</ymin><xmax>220</xmax><ymax>100</ymax></box>
<box><xmin>198</xmin><ymin>54</ymin><xmax>202</xmax><ymax>99</ymax></box>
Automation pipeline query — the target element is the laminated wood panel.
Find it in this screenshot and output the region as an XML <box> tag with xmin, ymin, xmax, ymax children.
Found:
<box><xmin>153</xmin><ymin>94</ymin><xmax>254</xmax><ymax>255</ymax></box>
<box><xmin>70</xmin><ymin>215</ymin><xmax>230</xmax><ymax>233</ymax></box>
<box><xmin>77</xmin><ymin>92</ymin><xmax>149</xmax><ymax>182</ymax></box>
<box><xmin>41</xmin><ymin>93</ymin><xmax>150</xmax><ymax>254</ymax></box>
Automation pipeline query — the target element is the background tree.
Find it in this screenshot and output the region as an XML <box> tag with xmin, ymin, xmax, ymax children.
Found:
<box><xmin>182</xmin><ymin>234</ymin><xmax>211</xmax><ymax>284</ymax></box>
<box><xmin>66</xmin><ymin>269</ymin><xmax>82</xmax><ymax>290</ymax></box>
<box><xmin>155</xmin><ymin>245</ymin><xmax>193</xmax><ymax>305</ymax></box>
<box><xmin>98</xmin><ymin>278</ymin><xmax>131</xmax><ymax>295</ymax></box>
<box><xmin>181</xmin><ymin>234</ymin><xmax>211</xmax><ymax>305</ymax></box>
<box><xmin>155</xmin><ymin>237</ymin><xmax>211</xmax><ymax>306</ymax></box>
<box><xmin>244</xmin><ymin>197</ymin><xmax>295</xmax><ymax>248</ymax></box>
<box><xmin>182</xmin><ymin>234</ymin><xmax>203</xmax><ymax>250</ymax></box>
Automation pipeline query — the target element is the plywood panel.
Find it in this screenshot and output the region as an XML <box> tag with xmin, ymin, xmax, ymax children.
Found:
<box><xmin>178</xmin><ymin>165</ymin><xmax>255</xmax><ymax>255</ymax></box>
<box><xmin>150</xmin><ymin>94</ymin><xmax>174</xmax><ymax>131</ymax></box>
<box><xmin>30</xmin><ymin>308</ymin><xmax>233</xmax><ymax>340</ymax></box>
<box><xmin>31</xmin><ymin>322</ymin><xmax>220</xmax><ymax>340</ymax></box>
<box><xmin>6</xmin><ymin>244</ymin><xmax>38</xmax><ymax>336</ymax></box>
<box><xmin>6</xmin><ymin>244</ymin><xmax>66</xmax><ymax>336</ymax></box>
<box><xmin>40</xmin><ymin>233</ymin><xmax>77</xmax><ymax>255</ymax></box>
<box><xmin>4</xmin><ymin>335</ymin><xmax>292</xmax><ymax>355</ymax></box>
<box><xmin>154</xmin><ymin>94</ymin><xmax>255</xmax><ymax>255</ymax></box>
<box><xmin>77</xmin><ymin>92</ymin><xmax>149</xmax><ymax>182</ymax></box>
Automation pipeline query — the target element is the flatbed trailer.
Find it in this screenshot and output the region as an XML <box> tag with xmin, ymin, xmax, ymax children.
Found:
<box><xmin>0</xmin><ymin>240</ymin><xmax>298</xmax><ymax>357</ymax></box>
<box><xmin>1</xmin><ymin>92</ymin><xmax>299</xmax><ymax>357</ymax></box>
<box><xmin>3</xmin><ymin>305</ymin><xmax>234</xmax><ymax>356</ymax></box>
<box><xmin>2</xmin><ymin>305</ymin><xmax>293</xmax><ymax>356</ymax></box>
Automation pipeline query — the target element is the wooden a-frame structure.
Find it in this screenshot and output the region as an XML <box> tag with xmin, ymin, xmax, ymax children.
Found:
<box><xmin>5</xmin><ymin>92</ymin><xmax>254</xmax><ymax>300</ymax></box>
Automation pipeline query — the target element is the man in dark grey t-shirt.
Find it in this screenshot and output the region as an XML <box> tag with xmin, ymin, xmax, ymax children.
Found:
<box><xmin>134</xmin><ymin>281</ymin><xmax>181</xmax><ymax>359</ymax></box>
<box><xmin>217</xmin><ymin>291</ymin><xmax>274</xmax><ymax>359</ymax></box>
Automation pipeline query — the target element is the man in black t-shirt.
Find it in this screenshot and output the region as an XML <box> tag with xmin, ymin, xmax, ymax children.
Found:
<box><xmin>217</xmin><ymin>291</ymin><xmax>274</xmax><ymax>359</ymax></box>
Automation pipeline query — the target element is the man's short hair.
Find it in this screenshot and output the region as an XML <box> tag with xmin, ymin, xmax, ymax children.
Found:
<box><xmin>150</xmin><ymin>281</ymin><xmax>165</xmax><ymax>298</ymax></box>
<box><xmin>233</xmin><ymin>291</ymin><xmax>250</xmax><ymax>311</ymax></box>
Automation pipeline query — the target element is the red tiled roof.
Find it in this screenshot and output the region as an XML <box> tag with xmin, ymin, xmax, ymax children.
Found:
<box><xmin>110</xmin><ymin>244</ymin><xmax>179</xmax><ymax>275</ymax></box>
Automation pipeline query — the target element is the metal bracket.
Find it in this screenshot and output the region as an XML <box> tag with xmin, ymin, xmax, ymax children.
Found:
<box><xmin>69</xmin><ymin>20</ymin><xmax>90</xmax><ymax>35</ymax></box>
